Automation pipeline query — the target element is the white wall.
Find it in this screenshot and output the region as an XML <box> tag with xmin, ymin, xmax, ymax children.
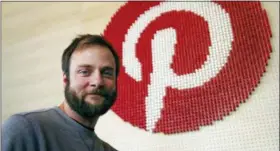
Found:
<box><xmin>2</xmin><ymin>2</ymin><xmax>279</xmax><ymax>151</ymax></box>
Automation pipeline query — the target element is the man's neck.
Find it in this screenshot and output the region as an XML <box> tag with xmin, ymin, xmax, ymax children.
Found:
<box><xmin>59</xmin><ymin>101</ymin><xmax>99</xmax><ymax>129</ymax></box>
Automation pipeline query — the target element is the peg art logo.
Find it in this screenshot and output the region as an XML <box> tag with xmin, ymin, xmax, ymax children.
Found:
<box><xmin>103</xmin><ymin>2</ymin><xmax>272</xmax><ymax>134</ymax></box>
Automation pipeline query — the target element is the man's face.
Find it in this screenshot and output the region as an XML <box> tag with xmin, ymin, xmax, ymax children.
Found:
<box><xmin>64</xmin><ymin>45</ymin><xmax>117</xmax><ymax>117</ymax></box>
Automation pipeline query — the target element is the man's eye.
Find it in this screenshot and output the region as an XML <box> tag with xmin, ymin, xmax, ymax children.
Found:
<box><xmin>78</xmin><ymin>70</ymin><xmax>89</xmax><ymax>76</ymax></box>
<box><xmin>103</xmin><ymin>70</ymin><xmax>113</xmax><ymax>76</ymax></box>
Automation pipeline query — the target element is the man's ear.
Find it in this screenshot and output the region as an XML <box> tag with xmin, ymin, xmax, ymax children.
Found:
<box><xmin>63</xmin><ymin>73</ymin><xmax>68</xmax><ymax>87</ymax></box>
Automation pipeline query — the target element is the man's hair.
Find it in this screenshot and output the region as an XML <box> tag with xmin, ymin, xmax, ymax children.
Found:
<box><xmin>62</xmin><ymin>34</ymin><xmax>120</xmax><ymax>78</ymax></box>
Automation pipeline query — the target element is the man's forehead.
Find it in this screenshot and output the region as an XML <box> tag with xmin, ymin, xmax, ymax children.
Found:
<box><xmin>70</xmin><ymin>45</ymin><xmax>116</xmax><ymax>68</ymax></box>
<box><xmin>76</xmin><ymin>64</ymin><xmax>114</xmax><ymax>69</ymax></box>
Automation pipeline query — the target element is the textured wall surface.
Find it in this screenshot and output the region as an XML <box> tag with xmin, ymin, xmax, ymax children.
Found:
<box><xmin>2</xmin><ymin>2</ymin><xmax>279</xmax><ymax>151</ymax></box>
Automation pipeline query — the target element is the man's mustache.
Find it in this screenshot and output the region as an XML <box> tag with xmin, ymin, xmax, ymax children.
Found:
<box><xmin>87</xmin><ymin>89</ymin><xmax>107</xmax><ymax>97</ymax></box>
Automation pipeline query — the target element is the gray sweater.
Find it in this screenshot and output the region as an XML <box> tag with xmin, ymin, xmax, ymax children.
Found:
<box><xmin>2</xmin><ymin>107</ymin><xmax>117</xmax><ymax>151</ymax></box>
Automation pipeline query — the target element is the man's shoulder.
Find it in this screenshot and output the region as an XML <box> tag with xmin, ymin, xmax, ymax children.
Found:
<box><xmin>100</xmin><ymin>140</ymin><xmax>118</xmax><ymax>151</ymax></box>
<box><xmin>3</xmin><ymin>107</ymin><xmax>58</xmax><ymax>130</ymax></box>
<box><xmin>2</xmin><ymin>114</ymin><xmax>31</xmax><ymax>136</ymax></box>
<box><xmin>96</xmin><ymin>136</ymin><xmax>118</xmax><ymax>151</ymax></box>
<box><xmin>18</xmin><ymin>107</ymin><xmax>58</xmax><ymax>120</ymax></box>
<box><xmin>2</xmin><ymin>107</ymin><xmax>60</xmax><ymax>151</ymax></box>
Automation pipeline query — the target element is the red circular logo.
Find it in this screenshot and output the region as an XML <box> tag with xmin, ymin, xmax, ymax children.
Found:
<box><xmin>103</xmin><ymin>2</ymin><xmax>272</xmax><ymax>134</ymax></box>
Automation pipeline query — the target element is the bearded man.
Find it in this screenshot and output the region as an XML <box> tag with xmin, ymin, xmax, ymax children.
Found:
<box><xmin>2</xmin><ymin>34</ymin><xmax>119</xmax><ymax>151</ymax></box>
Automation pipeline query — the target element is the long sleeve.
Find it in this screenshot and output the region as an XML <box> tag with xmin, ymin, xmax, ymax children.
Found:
<box><xmin>2</xmin><ymin>115</ymin><xmax>38</xmax><ymax>151</ymax></box>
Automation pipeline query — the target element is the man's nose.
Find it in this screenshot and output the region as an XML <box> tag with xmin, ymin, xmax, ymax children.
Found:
<box><xmin>90</xmin><ymin>71</ymin><xmax>104</xmax><ymax>88</ymax></box>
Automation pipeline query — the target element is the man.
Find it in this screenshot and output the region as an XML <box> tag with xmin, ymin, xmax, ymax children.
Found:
<box><xmin>2</xmin><ymin>34</ymin><xmax>119</xmax><ymax>151</ymax></box>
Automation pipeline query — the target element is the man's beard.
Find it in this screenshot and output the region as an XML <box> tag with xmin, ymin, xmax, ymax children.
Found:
<box><xmin>64</xmin><ymin>83</ymin><xmax>117</xmax><ymax>118</ymax></box>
